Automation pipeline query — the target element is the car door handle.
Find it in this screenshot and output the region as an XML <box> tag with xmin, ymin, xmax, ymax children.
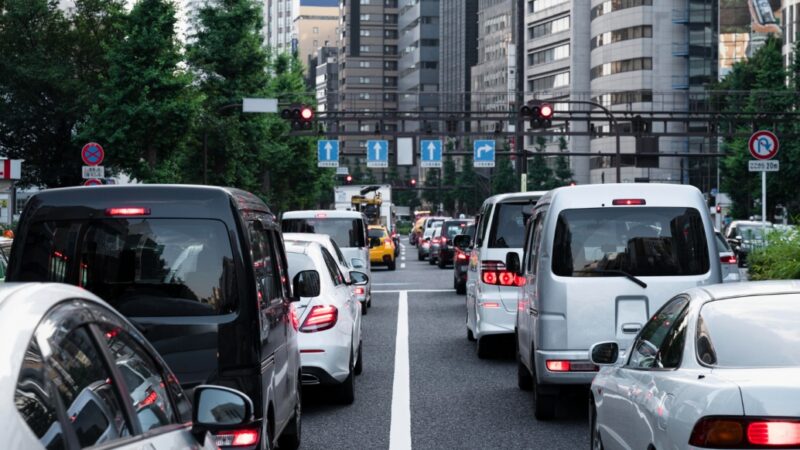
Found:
<box><xmin>621</xmin><ymin>323</ymin><xmax>642</xmax><ymax>333</ymax></box>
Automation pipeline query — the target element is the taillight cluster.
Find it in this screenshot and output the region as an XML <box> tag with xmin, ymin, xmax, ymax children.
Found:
<box><xmin>456</xmin><ymin>250</ymin><xmax>469</xmax><ymax>261</ymax></box>
<box><xmin>216</xmin><ymin>429</ymin><xmax>260</xmax><ymax>447</ymax></box>
<box><xmin>481</xmin><ymin>260</ymin><xmax>524</xmax><ymax>287</ymax></box>
<box><xmin>432</xmin><ymin>237</ymin><xmax>441</xmax><ymax>245</ymax></box>
<box><xmin>690</xmin><ymin>417</ymin><xmax>800</xmax><ymax>448</ymax></box>
<box><xmin>720</xmin><ymin>255</ymin><xmax>738</xmax><ymax>264</ymax></box>
<box><xmin>300</xmin><ymin>305</ymin><xmax>338</xmax><ymax>332</ymax></box>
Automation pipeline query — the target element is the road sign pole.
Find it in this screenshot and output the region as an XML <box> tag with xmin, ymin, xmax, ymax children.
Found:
<box><xmin>762</xmin><ymin>171</ymin><xmax>767</xmax><ymax>232</ymax></box>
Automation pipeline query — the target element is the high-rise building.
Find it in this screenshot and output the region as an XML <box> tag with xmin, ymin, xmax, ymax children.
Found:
<box><xmin>293</xmin><ymin>0</ymin><xmax>339</xmax><ymax>71</ymax></box>
<box><xmin>782</xmin><ymin>0</ymin><xmax>797</xmax><ymax>67</ymax></box>
<box><xmin>398</xmin><ymin>0</ymin><xmax>440</xmax><ymax>131</ymax></box>
<box><xmin>524</xmin><ymin>0</ymin><xmax>717</xmax><ymax>185</ymax></box>
<box><xmin>338</xmin><ymin>0</ymin><xmax>400</xmax><ymax>158</ymax></box>
<box><xmin>439</xmin><ymin>0</ymin><xmax>479</xmax><ymax>126</ymax></box>
<box><xmin>264</xmin><ymin>0</ymin><xmax>295</xmax><ymax>53</ymax></box>
<box><xmin>313</xmin><ymin>46</ymin><xmax>339</xmax><ymax>114</ymax></box>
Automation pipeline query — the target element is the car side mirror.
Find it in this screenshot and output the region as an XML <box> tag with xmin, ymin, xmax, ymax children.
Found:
<box><xmin>453</xmin><ymin>234</ymin><xmax>472</xmax><ymax>250</ymax></box>
<box><xmin>192</xmin><ymin>385</ymin><xmax>254</xmax><ymax>441</ymax></box>
<box><xmin>293</xmin><ymin>270</ymin><xmax>320</xmax><ymax>299</ymax></box>
<box><xmin>735</xmin><ymin>235</ymin><xmax>743</xmax><ymax>241</ymax></box>
<box><xmin>589</xmin><ymin>341</ymin><xmax>620</xmax><ymax>366</ymax></box>
<box><xmin>505</xmin><ymin>251</ymin><xmax>521</xmax><ymax>275</ymax></box>
<box><xmin>349</xmin><ymin>270</ymin><xmax>369</xmax><ymax>286</ymax></box>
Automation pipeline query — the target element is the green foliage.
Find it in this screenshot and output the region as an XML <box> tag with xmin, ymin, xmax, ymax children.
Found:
<box><xmin>442</xmin><ymin>155</ymin><xmax>457</xmax><ymax>214</ymax></box>
<box><xmin>527</xmin><ymin>136</ymin><xmax>558</xmax><ymax>191</ymax></box>
<box><xmin>718</xmin><ymin>36</ymin><xmax>800</xmax><ymax>219</ymax></box>
<box><xmin>492</xmin><ymin>142</ymin><xmax>517</xmax><ymax>194</ymax></box>
<box><xmin>455</xmin><ymin>155</ymin><xmax>482</xmax><ymax>214</ymax></box>
<box><xmin>80</xmin><ymin>0</ymin><xmax>201</xmax><ymax>183</ymax></box>
<box><xmin>748</xmin><ymin>229</ymin><xmax>800</xmax><ymax>280</ymax></box>
<box><xmin>553</xmin><ymin>136</ymin><xmax>573</xmax><ymax>185</ymax></box>
<box><xmin>422</xmin><ymin>169</ymin><xmax>442</xmax><ymax>210</ymax></box>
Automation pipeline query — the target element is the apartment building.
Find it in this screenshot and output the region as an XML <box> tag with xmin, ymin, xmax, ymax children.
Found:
<box><xmin>439</xmin><ymin>0</ymin><xmax>479</xmax><ymax>127</ymax></box>
<box><xmin>398</xmin><ymin>0</ymin><xmax>440</xmax><ymax>131</ymax></box>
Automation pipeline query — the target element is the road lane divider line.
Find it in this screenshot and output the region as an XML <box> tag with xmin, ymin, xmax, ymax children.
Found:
<box><xmin>389</xmin><ymin>290</ymin><xmax>411</xmax><ymax>450</ymax></box>
<box><xmin>400</xmin><ymin>263</ymin><xmax>406</xmax><ymax>269</ymax></box>
<box><xmin>374</xmin><ymin>289</ymin><xmax>454</xmax><ymax>293</ymax></box>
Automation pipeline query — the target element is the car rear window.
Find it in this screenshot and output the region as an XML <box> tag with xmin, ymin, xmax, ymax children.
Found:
<box><xmin>697</xmin><ymin>295</ymin><xmax>800</xmax><ymax>367</ymax></box>
<box><xmin>16</xmin><ymin>219</ymin><xmax>237</xmax><ymax>316</ymax></box>
<box><xmin>368</xmin><ymin>228</ymin><xmax>385</xmax><ymax>239</ymax></box>
<box><xmin>282</xmin><ymin>218</ymin><xmax>366</xmax><ymax>248</ymax></box>
<box><xmin>552</xmin><ymin>207</ymin><xmax>710</xmax><ymax>277</ymax></box>
<box><xmin>715</xmin><ymin>233</ymin><xmax>732</xmax><ymax>253</ymax></box>
<box><xmin>443</xmin><ymin>221</ymin><xmax>471</xmax><ymax>239</ymax></box>
<box><xmin>488</xmin><ymin>202</ymin><xmax>536</xmax><ymax>248</ymax></box>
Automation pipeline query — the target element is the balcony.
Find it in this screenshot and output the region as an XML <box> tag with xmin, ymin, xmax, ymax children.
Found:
<box><xmin>672</xmin><ymin>9</ymin><xmax>688</xmax><ymax>24</ymax></box>
<box><xmin>672</xmin><ymin>75</ymin><xmax>689</xmax><ymax>90</ymax></box>
<box><xmin>672</xmin><ymin>43</ymin><xmax>689</xmax><ymax>57</ymax></box>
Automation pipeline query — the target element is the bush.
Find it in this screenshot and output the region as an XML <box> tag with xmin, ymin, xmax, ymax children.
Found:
<box><xmin>748</xmin><ymin>229</ymin><xmax>800</xmax><ymax>280</ymax></box>
<box><xmin>395</xmin><ymin>220</ymin><xmax>412</xmax><ymax>235</ymax></box>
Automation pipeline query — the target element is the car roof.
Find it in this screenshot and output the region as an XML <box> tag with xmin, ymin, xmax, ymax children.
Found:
<box><xmin>282</xmin><ymin>210</ymin><xmax>366</xmax><ymax>219</ymax></box>
<box><xmin>482</xmin><ymin>191</ymin><xmax>548</xmax><ymax>205</ymax></box>
<box><xmin>537</xmin><ymin>183</ymin><xmax>704</xmax><ymax>209</ymax></box>
<box><xmin>283</xmin><ymin>232</ymin><xmax>335</xmax><ymax>246</ymax></box>
<box><xmin>730</xmin><ymin>220</ymin><xmax>772</xmax><ymax>227</ymax></box>
<box><xmin>688</xmin><ymin>280</ymin><xmax>800</xmax><ymax>304</ymax></box>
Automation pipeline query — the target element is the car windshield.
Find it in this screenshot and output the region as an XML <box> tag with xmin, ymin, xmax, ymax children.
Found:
<box><xmin>16</xmin><ymin>219</ymin><xmax>237</xmax><ymax>316</ymax></box>
<box><xmin>443</xmin><ymin>221</ymin><xmax>471</xmax><ymax>239</ymax></box>
<box><xmin>697</xmin><ymin>294</ymin><xmax>800</xmax><ymax>367</ymax></box>
<box><xmin>738</xmin><ymin>225</ymin><xmax>769</xmax><ymax>240</ymax></box>
<box><xmin>488</xmin><ymin>202</ymin><xmax>535</xmax><ymax>248</ymax></box>
<box><xmin>282</xmin><ymin>218</ymin><xmax>365</xmax><ymax>248</ymax></box>
<box><xmin>552</xmin><ymin>207</ymin><xmax>710</xmax><ymax>277</ymax></box>
<box><xmin>426</xmin><ymin>219</ymin><xmax>444</xmax><ymax>229</ymax></box>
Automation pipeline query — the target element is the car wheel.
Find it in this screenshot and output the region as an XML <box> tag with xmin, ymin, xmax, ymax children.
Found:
<box><xmin>354</xmin><ymin>341</ymin><xmax>363</xmax><ymax>375</ymax></box>
<box><xmin>367</xmin><ymin>296</ymin><xmax>372</xmax><ymax>308</ymax></box>
<box><xmin>388</xmin><ymin>260</ymin><xmax>396</xmax><ymax>271</ymax></box>
<box><xmin>456</xmin><ymin>283</ymin><xmax>466</xmax><ymax>295</ymax></box>
<box><xmin>532</xmin><ymin>362</ymin><xmax>557</xmax><ymax>420</ymax></box>
<box><xmin>277</xmin><ymin>381</ymin><xmax>301</xmax><ymax>450</ymax></box>
<box><xmin>590</xmin><ymin>400</ymin><xmax>604</xmax><ymax>450</ymax></box>
<box><xmin>428</xmin><ymin>256</ymin><xmax>435</xmax><ymax>265</ymax></box>
<box><xmin>335</xmin><ymin>352</ymin><xmax>356</xmax><ymax>405</ymax></box>
<box><xmin>476</xmin><ymin>336</ymin><xmax>492</xmax><ymax>359</ymax></box>
<box><xmin>361</xmin><ymin>300</ymin><xmax>368</xmax><ymax>316</ymax></box>
<box><xmin>418</xmin><ymin>253</ymin><xmax>424</xmax><ymax>261</ymax></box>
<box><xmin>438</xmin><ymin>259</ymin><xmax>446</xmax><ymax>269</ymax></box>
<box><xmin>516</xmin><ymin>341</ymin><xmax>533</xmax><ymax>391</ymax></box>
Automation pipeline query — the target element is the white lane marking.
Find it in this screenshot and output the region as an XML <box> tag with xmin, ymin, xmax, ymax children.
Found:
<box><xmin>401</xmin><ymin>257</ymin><xmax>406</xmax><ymax>261</ymax></box>
<box><xmin>374</xmin><ymin>283</ymin><xmax>414</xmax><ymax>286</ymax></box>
<box><xmin>389</xmin><ymin>291</ymin><xmax>411</xmax><ymax>450</ymax></box>
<box><xmin>400</xmin><ymin>263</ymin><xmax>406</xmax><ymax>269</ymax></box>
<box><xmin>400</xmin><ymin>242</ymin><xmax>406</xmax><ymax>251</ymax></box>
<box><xmin>374</xmin><ymin>289</ymin><xmax>454</xmax><ymax>293</ymax></box>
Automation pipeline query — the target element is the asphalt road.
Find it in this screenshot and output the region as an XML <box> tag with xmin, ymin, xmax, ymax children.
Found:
<box><xmin>301</xmin><ymin>239</ymin><xmax>587</xmax><ymax>450</ymax></box>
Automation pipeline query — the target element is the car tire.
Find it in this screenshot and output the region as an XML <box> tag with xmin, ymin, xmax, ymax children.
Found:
<box><xmin>438</xmin><ymin>259</ymin><xmax>446</xmax><ymax>269</ymax></box>
<box><xmin>590</xmin><ymin>400</ymin><xmax>604</xmax><ymax>450</ymax></box>
<box><xmin>336</xmin><ymin>353</ymin><xmax>356</xmax><ymax>405</ymax></box>
<box><xmin>388</xmin><ymin>260</ymin><xmax>396</xmax><ymax>271</ymax></box>
<box><xmin>428</xmin><ymin>256</ymin><xmax>435</xmax><ymax>265</ymax></box>
<box><xmin>532</xmin><ymin>363</ymin><xmax>557</xmax><ymax>420</ymax></box>
<box><xmin>517</xmin><ymin>343</ymin><xmax>533</xmax><ymax>391</ymax></box>
<box><xmin>277</xmin><ymin>381</ymin><xmax>302</xmax><ymax>450</ymax></box>
<box><xmin>367</xmin><ymin>296</ymin><xmax>372</xmax><ymax>308</ymax></box>
<box><xmin>456</xmin><ymin>283</ymin><xmax>466</xmax><ymax>295</ymax></box>
<box><xmin>418</xmin><ymin>253</ymin><xmax>424</xmax><ymax>261</ymax></box>
<box><xmin>361</xmin><ymin>300</ymin><xmax>368</xmax><ymax>316</ymax></box>
<box><xmin>476</xmin><ymin>336</ymin><xmax>492</xmax><ymax>359</ymax></box>
<box><xmin>354</xmin><ymin>341</ymin><xmax>363</xmax><ymax>375</ymax></box>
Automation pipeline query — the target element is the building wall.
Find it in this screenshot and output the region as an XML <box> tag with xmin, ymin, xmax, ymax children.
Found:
<box><xmin>398</xmin><ymin>0</ymin><xmax>440</xmax><ymax>130</ymax></box>
<box><xmin>783</xmin><ymin>0</ymin><xmax>800</xmax><ymax>67</ymax></box>
<box><xmin>295</xmin><ymin>4</ymin><xmax>339</xmax><ymax>72</ymax></box>
<box><xmin>471</xmin><ymin>0</ymin><xmax>515</xmax><ymax>133</ymax></box>
<box><xmin>439</xmin><ymin>0</ymin><xmax>479</xmax><ymax>119</ymax></box>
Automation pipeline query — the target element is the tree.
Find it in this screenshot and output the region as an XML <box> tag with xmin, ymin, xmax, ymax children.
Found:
<box><xmin>80</xmin><ymin>0</ymin><xmax>201</xmax><ymax>183</ymax></box>
<box><xmin>455</xmin><ymin>154</ymin><xmax>483</xmax><ymax>214</ymax></box>
<box><xmin>442</xmin><ymin>155</ymin><xmax>457</xmax><ymax>214</ymax></box>
<box><xmin>492</xmin><ymin>155</ymin><xmax>516</xmax><ymax>194</ymax></box>
<box><xmin>553</xmin><ymin>136</ymin><xmax>573</xmax><ymax>185</ymax></box>
<box><xmin>527</xmin><ymin>136</ymin><xmax>557</xmax><ymax>191</ymax></box>
<box><xmin>422</xmin><ymin>169</ymin><xmax>442</xmax><ymax>211</ymax></box>
<box><xmin>0</xmin><ymin>0</ymin><xmax>126</xmax><ymax>187</ymax></box>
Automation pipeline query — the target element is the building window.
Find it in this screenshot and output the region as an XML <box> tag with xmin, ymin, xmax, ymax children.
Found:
<box><xmin>529</xmin><ymin>16</ymin><xmax>569</xmax><ymax>40</ymax></box>
<box><xmin>360</xmin><ymin>14</ymin><xmax>370</xmax><ymax>21</ymax></box>
<box><xmin>360</xmin><ymin>29</ymin><xmax>371</xmax><ymax>36</ymax></box>
<box><xmin>590</xmin><ymin>57</ymin><xmax>652</xmax><ymax>79</ymax></box>
<box><xmin>528</xmin><ymin>43</ymin><xmax>570</xmax><ymax>66</ymax></box>
<box><xmin>591</xmin><ymin>25</ymin><xmax>652</xmax><ymax>49</ymax></box>
<box><xmin>591</xmin><ymin>0</ymin><xmax>653</xmax><ymax>20</ymax></box>
<box><xmin>359</xmin><ymin>61</ymin><xmax>372</xmax><ymax>68</ymax></box>
<box><xmin>360</xmin><ymin>45</ymin><xmax>370</xmax><ymax>52</ymax></box>
<box><xmin>313</xmin><ymin>27</ymin><xmax>319</xmax><ymax>34</ymax></box>
<box><xmin>359</xmin><ymin>93</ymin><xmax>371</xmax><ymax>100</ymax></box>
<box><xmin>528</xmin><ymin>71</ymin><xmax>570</xmax><ymax>91</ymax></box>
<box><xmin>532</xmin><ymin>0</ymin><xmax>568</xmax><ymax>13</ymax></box>
<box><xmin>591</xmin><ymin>90</ymin><xmax>653</xmax><ymax>107</ymax></box>
<box><xmin>384</xmin><ymin>61</ymin><xmax>398</xmax><ymax>70</ymax></box>
<box><xmin>359</xmin><ymin>77</ymin><xmax>371</xmax><ymax>84</ymax></box>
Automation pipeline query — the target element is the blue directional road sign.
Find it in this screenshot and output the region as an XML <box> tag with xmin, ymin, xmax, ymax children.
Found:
<box><xmin>474</xmin><ymin>140</ymin><xmax>496</xmax><ymax>168</ymax></box>
<box><xmin>367</xmin><ymin>140</ymin><xmax>389</xmax><ymax>168</ymax></box>
<box><xmin>420</xmin><ymin>140</ymin><xmax>443</xmax><ymax>168</ymax></box>
<box><xmin>317</xmin><ymin>140</ymin><xmax>339</xmax><ymax>168</ymax></box>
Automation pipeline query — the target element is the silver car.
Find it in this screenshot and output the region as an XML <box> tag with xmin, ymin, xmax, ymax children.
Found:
<box><xmin>2</xmin><ymin>282</ymin><xmax>256</xmax><ymax>450</ymax></box>
<box><xmin>590</xmin><ymin>281</ymin><xmax>800</xmax><ymax>450</ymax></box>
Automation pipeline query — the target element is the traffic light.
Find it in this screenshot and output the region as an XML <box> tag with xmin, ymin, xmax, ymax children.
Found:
<box><xmin>345</xmin><ymin>175</ymin><xmax>353</xmax><ymax>185</ymax></box>
<box><xmin>520</xmin><ymin>100</ymin><xmax>553</xmax><ymax>129</ymax></box>
<box><xmin>409</xmin><ymin>178</ymin><xmax>417</xmax><ymax>187</ymax></box>
<box><xmin>281</xmin><ymin>104</ymin><xmax>315</xmax><ymax>130</ymax></box>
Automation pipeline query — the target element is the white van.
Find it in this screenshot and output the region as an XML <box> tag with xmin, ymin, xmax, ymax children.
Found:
<box><xmin>464</xmin><ymin>192</ymin><xmax>547</xmax><ymax>358</ymax></box>
<box><xmin>511</xmin><ymin>184</ymin><xmax>722</xmax><ymax>420</ymax></box>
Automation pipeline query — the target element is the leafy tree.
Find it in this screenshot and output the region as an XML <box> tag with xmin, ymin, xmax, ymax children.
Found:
<box><xmin>492</xmin><ymin>156</ymin><xmax>516</xmax><ymax>194</ymax></box>
<box><xmin>553</xmin><ymin>136</ymin><xmax>573</xmax><ymax>185</ymax></box>
<box><xmin>455</xmin><ymin>155</ymin><xmax>482</xmax><ymax>214</ymax></box>
<box><xmin>442</xmin><ymin>155</ymin><xmax>457</xmax><ymax>214</ymax></box>
<box><xmin>527</xmin><ymin>136</ymin><xmax>556</xmax><ymax>191</ymax></box>
<box><xmin>422</xmin><ymin>169</ymin><xmax>442</xmax><ymax>211</ymax></box>
<box><xmin>80</xmin><ymin>0</ymin><xmax>201</xmax><ymax>183</ymax></box>
<box><xmin>0</xmin><ymin>0</ymin><xmax>126</xmax><ymax>187</ymax></box>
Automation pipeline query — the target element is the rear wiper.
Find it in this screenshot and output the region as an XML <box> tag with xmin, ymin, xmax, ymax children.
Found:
<box><xmin>572</xmin><ymin>269</ymin><xmax>647</xmax><ymax>288</ymax></box>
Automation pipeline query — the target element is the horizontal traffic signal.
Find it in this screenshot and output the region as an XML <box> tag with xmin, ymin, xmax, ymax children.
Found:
<box><xmin>281</xmin><ymin>104</ymin><xmax>315</xmax><ymax>130</ymax></box>
<box><xmin>520</xmin><ymin>100</ymin><xmax>553</xmax><ymax>129</ymax></box>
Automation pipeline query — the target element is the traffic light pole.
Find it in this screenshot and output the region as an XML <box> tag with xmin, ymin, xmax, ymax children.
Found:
<box><xmin>515</xmin><ymin>0</ymin><xmax>526</xmax><ymax>185</ymax></box>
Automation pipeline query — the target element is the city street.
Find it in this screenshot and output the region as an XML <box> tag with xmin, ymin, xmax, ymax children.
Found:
<box><xmin>301</xmin><ymin>239</ymin><xmax>587</xmax><ymax>450</ymax></box>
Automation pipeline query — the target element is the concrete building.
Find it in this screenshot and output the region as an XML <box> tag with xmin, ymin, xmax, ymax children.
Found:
<box><xmin>264</xmin><ymin>0</ymin><xmax>295</xmax><ymax>53</ymax></box>
<box><xmin>338</xmin><ymin>0</ymin><xmax>400</xmax><ymax>157</ymax></box>
<box><xmin>471</xmin><ymin>0</ymin><xmax>517</xmax><ymax>134</ymax></box>
<box><xmin>439</xmin><ymin>0</ymin><xmax>479</xmax><ymax>126</ymax></box>
<box><xmin>397</xmin><ymin>0</ymin><xmax>440</xmax><ymax>131</ymax></box>
<box><xmin>293</xmin><ymin>0</ymin><xmax>339</xmax><ymax>72</ymax></box>
<box><xmin>313</xmin><ymin>46</ymin><xmax>339</xmax><ymax>114</ymax></box>
<box><xmin>783</xmin><ymin>0</ymin><xmax>799</xmax><ymax>67</ymax></box>
<box><xmin>524</xmin><ymin>0</ymin><xmax>717</xmax><ymax>185</ymax></box>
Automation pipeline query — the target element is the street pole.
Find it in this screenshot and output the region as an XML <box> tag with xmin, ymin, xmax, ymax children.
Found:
<box><xmin>515</xmin><ymin>0</ymin><xmax>525</xmax><ymax>186</ymax></box>
<box><xmin>762</xmin><ymin>171</ymin><xmax>767</xmax><ymax>232</ymax></box>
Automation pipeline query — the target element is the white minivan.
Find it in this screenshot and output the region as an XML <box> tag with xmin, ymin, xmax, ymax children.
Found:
<box><xmin>510</xmin><ymin>184</ymin><xmax>722</xmax><ymax>420</ymax></box>
<box><xmin>464</xmin><ymin>192</ymin><xmax>547</xmax><ymax>358</ymax></box>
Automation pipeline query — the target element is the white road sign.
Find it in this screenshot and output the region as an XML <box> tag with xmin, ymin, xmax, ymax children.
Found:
<box><xmin>749</xmin><ymin>160</ymin><xmax>779</xmax><ymax>172</ymax></box>
<box><xmin>82</xmin><ymin>165</ymin><xmax>105</xmax><ymax>179</ymax></box>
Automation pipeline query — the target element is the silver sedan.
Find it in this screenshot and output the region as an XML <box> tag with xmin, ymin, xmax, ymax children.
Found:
<box><xmin>589</xmin><ymin>281</ymin><xmax>800</xmax><ymax>450</ymax></box>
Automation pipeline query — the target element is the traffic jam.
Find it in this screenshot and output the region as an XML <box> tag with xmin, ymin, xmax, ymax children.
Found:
<box><xmin>2</xmin><ymin>181</ymin><xmax>799</xmax><ymax>450</ymax></box>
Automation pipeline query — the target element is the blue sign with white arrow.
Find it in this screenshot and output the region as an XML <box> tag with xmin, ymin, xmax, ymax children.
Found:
<box><xmin>420</xmin><ymin>140</ymin><xmax>443</xmax><ymax>168</ymax></box>
<box><xmin>317</xmin><ymin>140</ymin><xmax>339</xmax><ymax>168</ymax></box>
<box><xmin>474</xmin><ymin>140</ymin><xmax>496</xmax><ymax>168</ymax></box>
<box><xmin>367</xmin><ymin>140</ymin><xmax>389</xmax><ymax>168</ymax></box>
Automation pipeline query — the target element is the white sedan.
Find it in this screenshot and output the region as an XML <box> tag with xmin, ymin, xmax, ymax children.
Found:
<box><xmin>590</xmin><ymin>281</ymin><xmax>800</xmax><ymax>450</ymax></box>
<box><xmin>285</xmin><ymin>241</ymin><xmax>366</xmax><ymax>404</ymax></box>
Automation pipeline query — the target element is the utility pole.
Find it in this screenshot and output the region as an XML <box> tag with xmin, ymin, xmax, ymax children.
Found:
<box><xmin>515</xmin><ymin>0</ymin><xmax>526</xmax><ymax>184</ymax></box>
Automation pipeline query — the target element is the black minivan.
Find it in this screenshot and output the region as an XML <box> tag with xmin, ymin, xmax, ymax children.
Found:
<box><xmin>7</xmin><ymin>185</ymin><xmax>310</xmax><ymax>450</ymax></box>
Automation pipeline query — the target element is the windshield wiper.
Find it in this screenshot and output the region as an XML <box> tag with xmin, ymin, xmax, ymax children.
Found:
<box><xmin>572</xmin><ymin>269</ymin><xmax>647</xmax><ymax>288</ymax></box>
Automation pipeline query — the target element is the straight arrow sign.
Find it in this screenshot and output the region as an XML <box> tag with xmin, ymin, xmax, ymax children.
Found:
<box><xmin>367</xmin><ymin>140</ymin><xmax>389</xmax><ymax>167</ymax></box>
<box><xmin>420</xmin><ymin>139</ymin><xmax>442</xmax><ymax>168</ymax></box>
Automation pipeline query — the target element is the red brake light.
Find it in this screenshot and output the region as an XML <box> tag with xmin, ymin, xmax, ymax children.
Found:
<box><xmin>546</xmin><ymin>360</ymin><xmax>571</xmax><ymax>372</ymax></box>
<box><xmin>482</xmin><ymin>271</ymin><xmax>497</xmax><ymax>285</ymax></box>
<box><xmin>139</xmin><ymin>388</ymin><xmax>158</xmax><ymax>407</ymax></box>
<box><xmin>215</xmin><ymin>429</ymin><xmax>260</xmax><ymax>447</ymax></box>
<box><xmin>105</xmin><ymin>207</ymin><xmax>151</xmax><ymax>216</ymax></box>
<box><xmin>748</xmin><ymin>421</ymin><xmax>800</xmax><ymax>446</ymax></box>
<box><xmin>480</xmin><ymin>302</ymin><xmax>501</xmax><ymax>308</ymax></box>
<box><xmin>514</xmin><ymin>275</ymin><xmax>526</xmax><ymax>287</ymax></box>
<box><xmin>300</xmin><ymin>305</ymin><xmax>338</xmax><ymax>332</ymax></box>
<box><xmin>611</xmin><ymin>199</ymin><xmax>646</xmax><ymax>206</ymax></box>
<box><xmin>354</xmin><ymin>286</ymin><xmax>365</xmax><ymax>295</ymax></box>
<box><xmin>498</xmin><ymin>271</ymin><xmax>516</xmax><ymax>286</ymax></box>
<box><xmin>456</xmin><ymin>251</ymin><xmax>468</xmax><ymax>261</ymax></box>
<box><xmin>315</xmin><ymin>212</ymin><xmax>328</xmax><ymax>218</ymax></box>
<box><xmin>720</xmin><ymin>255</ymin><xmax>738</xmax><ymax>264</ymax></box>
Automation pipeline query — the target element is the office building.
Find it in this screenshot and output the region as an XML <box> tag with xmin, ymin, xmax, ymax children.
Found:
<box><xmin>293</xmin><ymin>0</ymin><xmax>339</xmax><ymax>71</ymax></box>
<box><xmin>398</xmin><ymin>0</ymin><xmax>440</xmax><ymax>131</ymax></box>
<box><xmin>439</xmin><ymin>0</ymin><xmax>479</xmax><ymax>126</ymax></box>
<box><xmin>313</xmin><ymin>46</ymin><xmax>339</xmax><ymax>113</ymax></box>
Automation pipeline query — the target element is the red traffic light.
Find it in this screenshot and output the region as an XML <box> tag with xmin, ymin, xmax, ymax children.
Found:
<box><xmin>300</xmin><ymin>107</ymin><xmax>314</xmax><ymax>120</ymax></box>
<box><xmin>716</xmin><ymin>205</ymin><xmax>722</xmax><ymax>213</ymax></box>
<box><xmin>345</xmin><ymin>175</ymin><xmax>353</xmax><ymax>184</ymax></box>
<box><xmin>410</xmin><ymin>178</ymin><xmax>417</xmax><ymax>186</ymax></box>
<box><xmin>539</xmin><ymin>103</ymin><xmax>553</xmax><ymax>119</ymax></box>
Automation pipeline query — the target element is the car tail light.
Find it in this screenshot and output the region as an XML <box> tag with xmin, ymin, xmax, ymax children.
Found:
<box><xmin>480</xmin><ymin>302</ymin><xmax>501</xmax><ymax>308</ymax></box>
<box><xmin>546</xmin><ymin>360</ymin><xmax>571</xmax><ymax>372</ymax></box>
<box><xmin>384</xmin><ymin>240</ymin><xmax>392</xmax><ymax>249</ymax></box>
<box><xmin>611</xmin><ymin>199</ymin><xmax>646</xmax><ymax>206</ymax></box>
<box><xmin>300</xmin><ymin>305</ymin><xmax>338</xmax><ymax>332</ymax></box>
<box><xmin>720</xmin><ymin>255</ymin><xmax>738</xmax><ymax>264</ymax></box>
<box><xmin>215</xmin><ymin>429</ymin><xmax>260</xmax><ymax>447</ymax></box>
<box><xmin>441</xmin><ymin>236</ymin><xmax>448</xmax><ymax>245</ymax></box>
<box><xmin>690</xmin><ymin>417</ymin><xmax>800</xmax><ymax>448</ymax></box>
<box><xmin>432</xmin><ymin>237</ymin><xmax>441</xmax><ymax>245</ymax></box>
<box><xmin>289</xmin><ymin>305</ymin><xmax>299</xmax><ymax>331</ymax></box>
<box><xmin>315</xmin><ymin>212</ymin><xmax>327</xmax><ymax>218</ymax></box>
<box><xmin>354</xmin><ymin>286</ymin><xmax>365</xmax><ymax>295</ymax></box>
<box><xmin>481</xmin><ymin>260</ymin><xmax>524</xmax><ymax>287</ymax></box>
<box><xmin>139</xmin><ymin>388</ymin><xmax>158</xmax><ymax>407</ymax></box>
<box><xmin>105</xmin><ymin>207</ymin><xmax>150</xmax><ymax>216</ymax></box>
<box><xmin>456</xmin><ymin>251</ymin><xmax>468</xmax><ymax>261</ymax></box>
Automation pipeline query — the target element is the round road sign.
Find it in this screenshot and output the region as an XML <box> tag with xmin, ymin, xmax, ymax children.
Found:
<box><xmin>84</xmin><ymin>178</ymin><xmax>102</xmax><ymax>186</ymax></box>
<box><xmin>81</xmin><ymin>142</ymin><xmax>105</xmax><ymax>166</ymax></box>
<box><xmin>748</xmin><ymin>130</ymin><xmax>779</xmax><ymax>160</ymax></box>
